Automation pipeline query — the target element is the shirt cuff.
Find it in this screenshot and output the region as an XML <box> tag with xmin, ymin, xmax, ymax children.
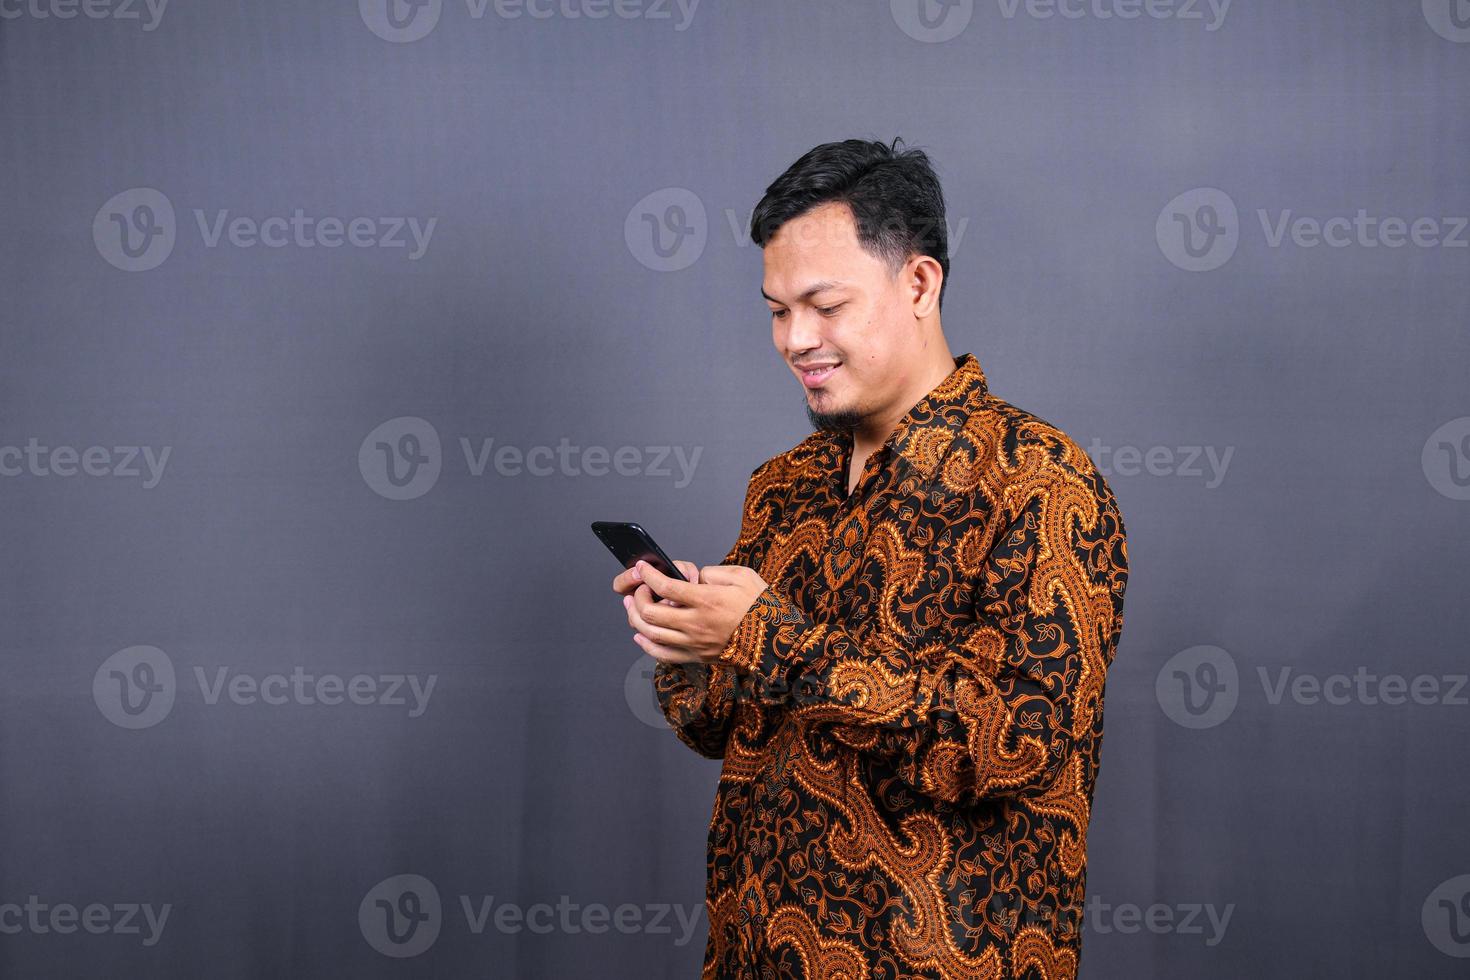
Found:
<box><xmin>715</xmin><ymin>584</ymin><xmax>827</xmax><ymax>701</ymax></box>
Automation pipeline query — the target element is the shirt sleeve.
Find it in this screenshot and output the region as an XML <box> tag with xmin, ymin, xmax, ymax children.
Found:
<box><xmin>714</xmin><ymin>460</ymin><xmax>1128</xmax><ymax>805</ymax></box>
<box><xmin>651</xmin><ymin>463</ymin><xmax>767</xmax><ymax>759</ymax></box>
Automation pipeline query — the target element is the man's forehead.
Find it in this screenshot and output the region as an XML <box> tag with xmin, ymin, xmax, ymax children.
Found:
<box><xmin>761</xmin><ymin>278</ymin><xmax>850</xmax><ymax>303</ymax></box>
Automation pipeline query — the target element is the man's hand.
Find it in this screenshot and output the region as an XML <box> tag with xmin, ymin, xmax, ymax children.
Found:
<box><xmin>611</xmin><ymin>558</ymin><xmax>700</xmax><ymax>602</ymax></box>
<box><xmin>613</xmin><ymin>560</ymin><xmax>769</xmax><ymax>664</ymax></box>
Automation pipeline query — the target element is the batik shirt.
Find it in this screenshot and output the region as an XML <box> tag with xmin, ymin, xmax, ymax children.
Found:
<box><xmin>654</xmin><ymin>352</ymin><xmax>1129</xmax><ymax>980</ymax></box>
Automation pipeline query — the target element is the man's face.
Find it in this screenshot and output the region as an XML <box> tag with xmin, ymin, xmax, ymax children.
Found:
<box><xmin>760</xmin><ymin>201</ymin><xmax>919</xmax><ymax>434</ymax></box>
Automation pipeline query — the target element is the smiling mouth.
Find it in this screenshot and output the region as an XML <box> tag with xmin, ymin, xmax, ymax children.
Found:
<box><xmin>798</xmin><ymin>363</ymin><xmax>841</xmax><ymax>388</ymax></box>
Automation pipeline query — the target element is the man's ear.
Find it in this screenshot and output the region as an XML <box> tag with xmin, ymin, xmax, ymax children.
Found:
<box><xmin>908</xmin><ymin>255</ymin><xmax>943</xmax><ymax>318</ymax></box>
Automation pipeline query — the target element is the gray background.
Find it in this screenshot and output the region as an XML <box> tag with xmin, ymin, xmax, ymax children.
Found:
<box><xmin>2</xmin><ymin>0</ymin><xmax>1468</xmax><ymax>976</ymax></box>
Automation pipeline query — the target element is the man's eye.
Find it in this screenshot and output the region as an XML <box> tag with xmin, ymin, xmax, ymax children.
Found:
<box><xmin>771</xmin><ymin>309</ymin><xmax>788</xmax><ymax>320</ymax></box>
<box><xmin>818</xmin><ymin>305</ymin><xmax>842</xmax><ymax>316</ymax></box>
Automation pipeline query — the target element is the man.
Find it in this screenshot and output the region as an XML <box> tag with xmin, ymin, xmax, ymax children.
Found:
<box><xmin>612</xmin><ymin>138</ymin><xmax>1129</xmax><ymax>979</ymax></box>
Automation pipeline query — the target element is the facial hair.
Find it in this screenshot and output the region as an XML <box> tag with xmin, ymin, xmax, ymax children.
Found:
<box><xmin>805</xmin><ymin>398</ymin><xmax>864</xmax><ymax>433</ymax></box>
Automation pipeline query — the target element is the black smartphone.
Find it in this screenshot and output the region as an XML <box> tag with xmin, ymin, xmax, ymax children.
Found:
<box><xmin>591</xmin><ymin>521</ymin><xmax>688</xmax><ymax>600</ymax></box>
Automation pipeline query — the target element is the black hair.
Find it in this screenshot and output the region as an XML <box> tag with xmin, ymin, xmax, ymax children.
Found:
<box><xmin>750</xmin><ymin>137</ymin><xmax>950</xmax><ymax>310</ymax></box>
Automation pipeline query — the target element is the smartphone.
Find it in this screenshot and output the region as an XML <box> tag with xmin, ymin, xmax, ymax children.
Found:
<box><xmin>591</xmin><ymin>521</ymin><xmax>688</xmax><ymax>600</ymax></box>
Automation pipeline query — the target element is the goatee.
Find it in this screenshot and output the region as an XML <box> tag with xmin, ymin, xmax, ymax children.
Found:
<box><xmin>805</xmin><ymin>399</ymin><xmax>864</xmax><ymax>433</ymax></box>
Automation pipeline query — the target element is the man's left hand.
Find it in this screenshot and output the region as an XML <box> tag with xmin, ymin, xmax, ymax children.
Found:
<box><xmin>622</xmin><ymin>560</ymin><xmax>768</xmax><ymax>664</ymax></box>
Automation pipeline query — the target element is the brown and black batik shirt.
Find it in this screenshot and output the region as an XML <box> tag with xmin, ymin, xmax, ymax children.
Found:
<box><xmin>655</xmin><ymin>352</ymin><xmax>1129</xmax><ymax>980</ymax></box>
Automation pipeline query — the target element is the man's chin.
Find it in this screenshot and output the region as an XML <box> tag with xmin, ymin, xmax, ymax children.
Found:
<box><xmin>805</xmin><ymin>400</ymin><xmax>863</xmax><ymax>433</ymax></box>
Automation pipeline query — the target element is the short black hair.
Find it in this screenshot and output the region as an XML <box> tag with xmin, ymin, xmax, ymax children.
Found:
<box><xmin>750</xmin><ymin>137</ymin><xmax>950</xmax><ymax>310</ymax></box>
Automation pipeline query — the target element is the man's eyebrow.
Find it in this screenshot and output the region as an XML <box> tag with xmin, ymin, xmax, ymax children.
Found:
<box><xmin>761</xmin><ymin>280</ymin><xmax>844</xmax><ymax>304</ymax></box>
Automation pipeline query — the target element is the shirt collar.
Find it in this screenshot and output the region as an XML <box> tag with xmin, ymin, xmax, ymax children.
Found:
<box><xmin>819</xmin><ymin>352</ymin><xmax>990</xmax><ymax>485</ymax></box>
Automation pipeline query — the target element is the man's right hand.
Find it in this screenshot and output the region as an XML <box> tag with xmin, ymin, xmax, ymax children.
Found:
<box><xmin>612</xmin><ymin>559</ymin><xmax>700</xmax><ymax>606</ymax></box>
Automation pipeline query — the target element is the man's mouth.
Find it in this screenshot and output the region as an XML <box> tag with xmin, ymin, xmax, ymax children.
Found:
<box><xmin>798</xmin><ymin>363</ymin><xmax>841</xmax><ymax>388</ymax></box>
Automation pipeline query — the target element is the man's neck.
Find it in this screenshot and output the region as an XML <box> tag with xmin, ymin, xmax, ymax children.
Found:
<box><xmin>850</xmin><ymin>348</ymin><xmax>958</xmax><ymax>461</ymax></box>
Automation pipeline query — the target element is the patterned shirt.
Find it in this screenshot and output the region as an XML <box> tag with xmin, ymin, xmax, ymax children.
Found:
<box><xmin>655</xmin><ymin>352</ymin><xmax>1129</xmax><ymax>980</ymax></box>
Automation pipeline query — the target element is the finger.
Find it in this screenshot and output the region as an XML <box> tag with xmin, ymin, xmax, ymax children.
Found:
<box><xmin>636</xmin><ymin>560</ymin><xmax>698</xmax><ymax>605</ymax></box>
<box><xmin>625</xmin><ymin>589</ymin><xmax>691</xmax><ymax>647</ymax></box>
<box><xmin>612</xmin><ymin>566</ymin><xmax>642</xmax><ymax>596</ymax></box>
<box><xmin>697</xmin><ymin>563</ymin><xmax>747</xmax><ymax>585</ymax></box>
<box><xmin>633</xmin><ymin>631</ymin><xmax>698</xmax><ymax>664</ymax></box>
<box><xmin>657</xmin><ymin>559</ymin><xmax>701</xmax><ymax>606</ymax></box>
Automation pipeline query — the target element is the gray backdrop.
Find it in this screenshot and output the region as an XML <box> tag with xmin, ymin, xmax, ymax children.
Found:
<box><xmin>2</xmin><ymin>1</ymin><xmax>1468</xmax><ymax>977</ymax></box>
